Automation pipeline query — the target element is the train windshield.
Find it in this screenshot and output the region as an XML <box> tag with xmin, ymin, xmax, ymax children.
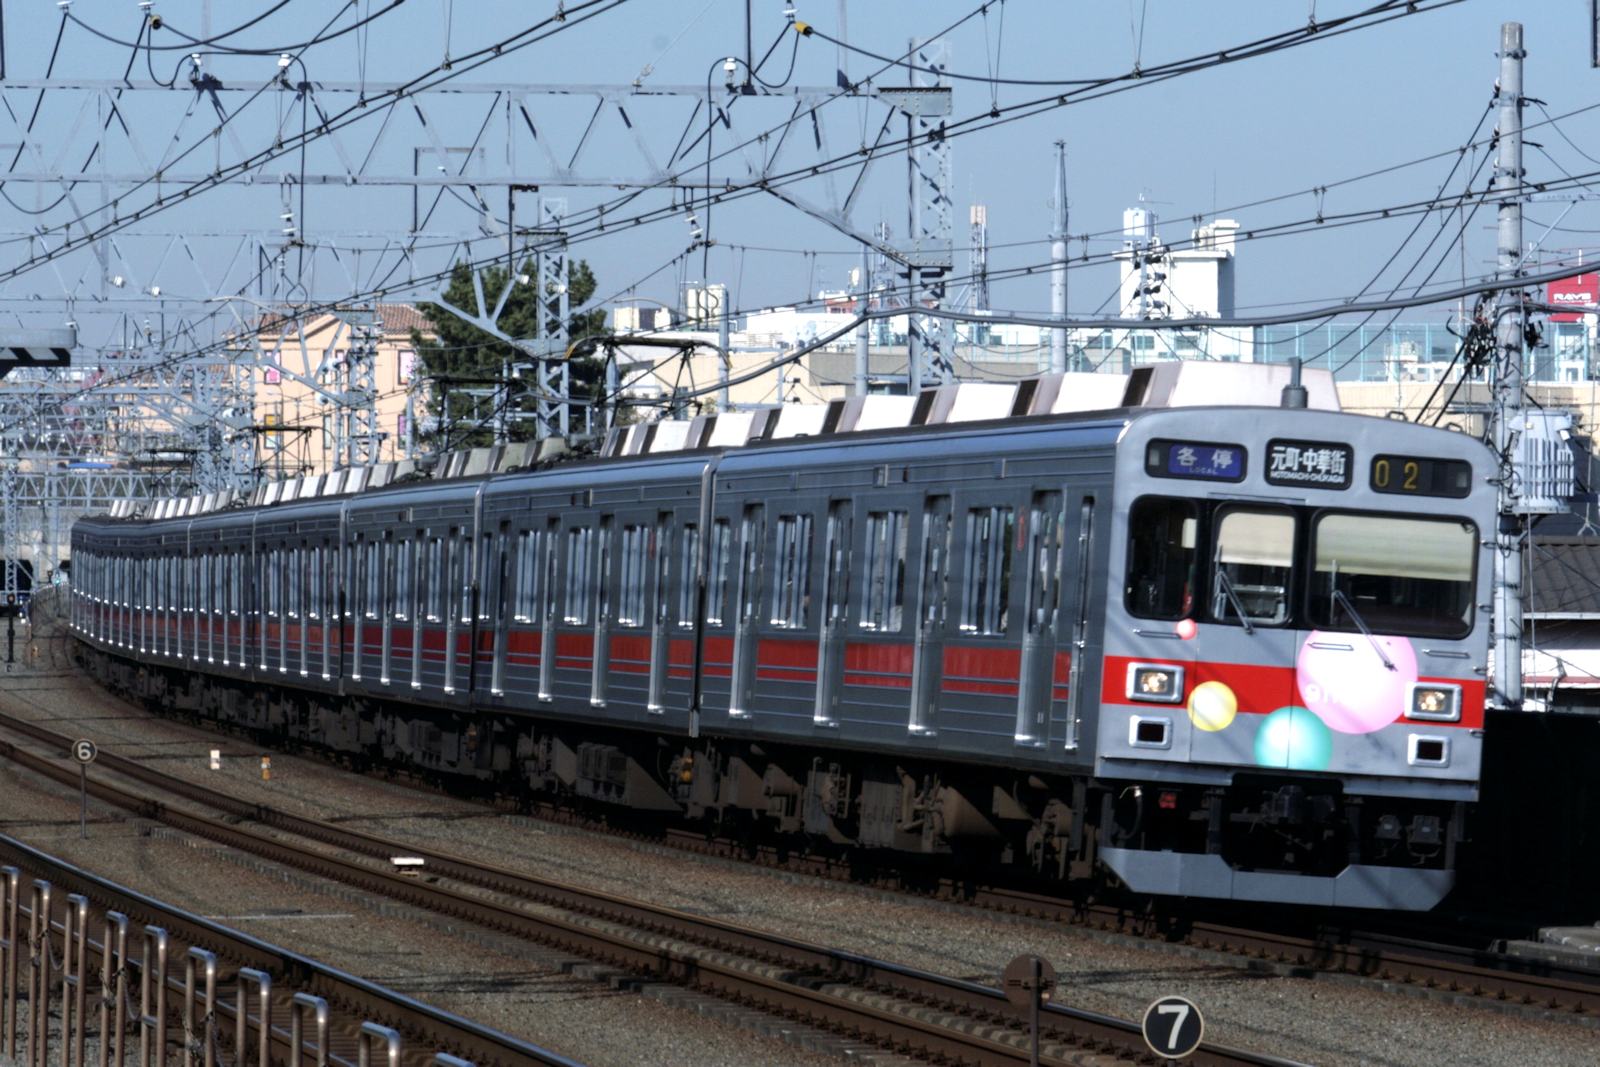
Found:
<box><xmin>1211</xmin><ymin>508</ymin><xmax>1295</xmax><ymax>626</ymax></box>
<box><xmin>1308</xmin><ymin>513</ymin><xmax>1476</xmax><ymax>638</ymax></box>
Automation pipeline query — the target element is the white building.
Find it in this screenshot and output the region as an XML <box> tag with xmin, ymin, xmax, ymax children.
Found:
<box><xmin>1108</xmin><ymin>208</ymin><xmax>1251</xmax><ymax>363</ymax></box>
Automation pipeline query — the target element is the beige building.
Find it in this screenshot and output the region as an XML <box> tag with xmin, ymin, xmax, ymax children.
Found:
<box><xmin>249</xmin><ymin>304</ymin><xmax>434</xmax><ymax>476</ymax></box>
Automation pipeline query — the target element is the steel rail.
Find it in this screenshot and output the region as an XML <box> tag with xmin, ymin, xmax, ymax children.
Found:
<box><xmin>0</xmin><ymin>712</ymin><xmax>1290</xmax><ymax>1067</ymax></box>
<box><xmin>0</xmin><ymin>831</ymin><xmax>583</xmax><ymax>1067</ymax></box>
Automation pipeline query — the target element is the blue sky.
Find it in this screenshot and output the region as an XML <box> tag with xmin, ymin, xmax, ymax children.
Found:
<box><xmin>4</xmin><ymin>1</ymin><xmax>1600</xmax><ymax>335</ymax></box>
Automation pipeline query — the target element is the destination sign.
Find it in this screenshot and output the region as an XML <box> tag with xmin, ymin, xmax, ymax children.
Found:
<box><xmin>1264</xmin><ymin>439</ymin><xmax>1352</xmax><ymax>489</ymax></box>
<box><xmin>1145</xmin><ymin>440</ymin><xmax>1246</xmax><ymax>482</ymax></box>
<box><xmin>1370</xmin><ymin>454</ymin><xmax>1472</xmax><ymax>498</ymax></box>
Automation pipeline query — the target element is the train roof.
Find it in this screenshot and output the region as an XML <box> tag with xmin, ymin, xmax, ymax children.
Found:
<box><xmin>76</xmin><ymin>362</ymin><xmax>1498</xmax><ymax>532</ymax></box>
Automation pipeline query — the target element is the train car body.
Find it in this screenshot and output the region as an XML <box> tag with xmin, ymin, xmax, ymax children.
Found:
<box><xmin>69</xmin><ymin>374</ymin><xmax>1497</xmax><ymax>910</ymax></box>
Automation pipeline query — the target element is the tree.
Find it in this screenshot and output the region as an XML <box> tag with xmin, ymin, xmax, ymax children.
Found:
<box><xmin>410</xmin><ymin>258</ymin><xmax>608</xmax><ymax>448</ymax></box>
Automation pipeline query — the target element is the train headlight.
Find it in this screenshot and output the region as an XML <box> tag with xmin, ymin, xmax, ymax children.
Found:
<box><xmin>1406</xmin><ymin>683</ymin><xmax>1461</xmax><ymax>722</ymax></box>
<box><xmin>1127</xmin><ymin>663</ymin><xmax>1184</xmax><ymax>703</ymax></box>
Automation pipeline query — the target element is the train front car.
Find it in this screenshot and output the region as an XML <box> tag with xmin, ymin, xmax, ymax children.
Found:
<box><xmin>1097</xmin><ymin>407</ymin><xmax>1494</xmax><ymax>909</ymax></box>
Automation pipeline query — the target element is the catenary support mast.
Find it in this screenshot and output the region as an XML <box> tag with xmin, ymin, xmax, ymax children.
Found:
<box><xmin>1050</xmin><ymin>141</ymin><xmax>1069</xmax><ymax>373</ymax></box>
<box><xmin>1492</xmin><ymin>21</ymin><xmax>1526</xmax><ymax>710</ymax></box>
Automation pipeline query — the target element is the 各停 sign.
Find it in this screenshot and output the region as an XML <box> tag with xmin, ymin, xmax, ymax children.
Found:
<box><xmin>1146</xmin><ymin>440</ymin><xmax>1246</xmax><ymax>483</ymax></box>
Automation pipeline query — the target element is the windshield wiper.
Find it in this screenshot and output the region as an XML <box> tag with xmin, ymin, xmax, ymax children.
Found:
<box><xmin>1215</xmin><ymin>568</ymin><xmax>1255</xmax><ymax>635</ymax></box>
<box><xmin>1332</xmin><ymin>588</ymin><xmax>1395</xmax><ymax>670</ymax></box>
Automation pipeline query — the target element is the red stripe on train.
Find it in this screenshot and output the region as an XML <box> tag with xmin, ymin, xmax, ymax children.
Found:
<box><xmin>1100</xmin><ymin>654</ymin><xmax>1485</xmax><ymax>729</ymax></box>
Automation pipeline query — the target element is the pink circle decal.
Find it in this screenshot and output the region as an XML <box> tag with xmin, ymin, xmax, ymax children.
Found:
<box><xmin>1296</xmin><ymin>630</ymin><xmax>1417</xmax><ymax>734</ymax></box>
<box><xmin>1175</xmin><ymin>618</ymin><xmax>1198</xmax><ymax>641</ymax></box>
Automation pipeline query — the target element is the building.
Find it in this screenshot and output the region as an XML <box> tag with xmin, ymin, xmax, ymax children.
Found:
<box><xmin>250</xmin><ymin>304</ymin><xmax>434</xmax><ymax>477</ymax></box>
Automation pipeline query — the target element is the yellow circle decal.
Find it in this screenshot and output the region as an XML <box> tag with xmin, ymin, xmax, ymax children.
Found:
<box><xmin>1187</xmin><ymin>681</ymin><xmax>1238</xmax><ymax>732</ymax></box>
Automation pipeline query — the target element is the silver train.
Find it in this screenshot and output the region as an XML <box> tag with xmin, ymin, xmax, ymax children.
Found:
<box><xmin>69</xmin><ymin>365</ymin><xmax>1497</xmax><ymax>909</ymax></box>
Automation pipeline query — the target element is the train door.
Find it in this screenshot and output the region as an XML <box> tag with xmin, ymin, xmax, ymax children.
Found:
<box><xmin>646</xmin><ymin>511</ymin><xmax>676</xmax><ymax>715</ymax></box>
<box><xmin>550</xmin><ymin>512</ymin><xmax>599</xmax><ymax>703</ymax></box>
<box><xmin>728</xmin><ymin>503</ymin><xmax>766</xmax><ymax>719</ymax></box>
<box><xmin>1051</xmin><ymin>493</ymin><xmax>1096</xmax><ymax>752</ymax></box>
<box><xmin>908</xmin><ymin>495</ymin><xmax>953</xmax><ymax>735</ymax></box>
<box><xmin>605</xmin><ymin>515</ymin><xmax>652</xmax><ymax>713</ymax></box>
<box><xmin>813</xmin><ymin>500</ymin><xmax>853</xmax><ymax>727</ymax></box>
<box><xmin>1015</xmin><ymin>491</ymin><xmax>1065</xmax><ymax>746</ymax></box>
<box><xmin>486</xmin><ymin>522</ymin><xmax>510</xmax><ymax>697</ymax></box>
<box><xmin>590</xmin><ymin>515</ymin><xmax>615</xmax><ymax>706</ymax></box>
<box><xmin>538</xmin><ymin>516</ymin><xmax>559</xmax><ymax>702</ymax></box>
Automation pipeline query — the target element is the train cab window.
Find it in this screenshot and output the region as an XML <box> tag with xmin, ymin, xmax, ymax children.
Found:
<box><xmin>677</xmin><ymin>523</ymin><xmax>701</xmax><ymax>628</ymax></box>
<box><xmin>564</xmin><ymin>526</ymin><xmax>594</xmax><ymax>625</ymax></box>
<box><xmin>860</xmin><ymin>510</ymin><xmax>908</xmax><ymax>632</ymax></box>
<box><xmin>1310</xmin><ymin>513</ymin><xmax>1476</xmax><ymax>638</ymax></box>
<box><xmin>1211</xmin><ymin>508</ymin><xmax>1295</xmax><ymax>627</ymax></box>
<box><xmin>618</xmin><ymin>524</ymin><xmax>649</xmax><ymax>627</ymax></box>
<box><xmin>961</xmin><ymin>505</ymin><xmax>1014</xmax><ymax>636</ymax></box>
<box><xmin>771</xmin><ymin>514</ymin><xmax>813</xmax><ymax>630</ymax></box>
<box><xmin>1125</xmin><ymin>497</ymin><xmax>1198</xmax><ymax>620</ymax></box>
<box><xmin>705</xmin><ymin>519</ymin><xmax>732</xmax><ymax>626</ymax></box>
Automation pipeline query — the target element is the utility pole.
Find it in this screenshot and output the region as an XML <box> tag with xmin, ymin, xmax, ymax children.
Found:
<box><xmin>718</xmin><ymin>290</ymin><xmax>732</xmax><ymax>411</ymax></box>
<box><xmin>855</xmin><ymin>247</ymin><xmax>871</xmax><ymax>396</ymax></box>
<box><xmin>1491</xmin><ymin>21</ymin><xmax>1526</xmax><ymax>711</ymax></box>
<box><xmin>1049</xmin><ymin>141</ymin><xmax>1069</xmax><ymax>373</ymax></box>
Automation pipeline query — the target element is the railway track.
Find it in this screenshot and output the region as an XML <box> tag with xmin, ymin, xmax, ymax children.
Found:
<box><xmin>0</xmin><ymin>831</ymin><xmax>580</xmax><ymax>1067</ymax></box>
<box><xmin>0</xmin><ymin>709</ymin><xmax>1293</xmax><ymax>1067</ymax></box>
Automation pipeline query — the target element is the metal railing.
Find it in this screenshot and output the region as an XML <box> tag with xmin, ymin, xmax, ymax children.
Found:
<box><xmin>0</xmin><ymin>862</ymin><xmax>516</xmax><ymax>1067</ymax></box>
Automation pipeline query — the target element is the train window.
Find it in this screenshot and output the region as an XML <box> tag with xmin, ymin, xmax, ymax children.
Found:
<box><xmin>307</xmin><ymin>547</ymin><xmax>320</xmax><ymax>618</ymax></box>
<box><xmin>860</xmin><ymin>510</ymin><xmax>908</xmax><ymax>633</ymax></box>
<box><xmin>543</xmin><ymin>519</ymin><xmax>560</xmax><ymax>622</ymax></box>
<box><xmin>427</xmin><ymin>538</ymin><xmax>445</xmax><ymax>621</ymax></box>
<box><xmin>771</xmin><ymin>514</ymin><xmax>813</xmax><ymax>630</ymax></box>
<box><xmin>514</xmin><ymin>531</ymin><xmax>540</xmax><ymax>622</ymax></box>
<box><xmin>458</xmin><ymin>532</ymin><xmax>473</xmax><ymax>624</ymax></box>
<box><xmin>478</xmin><ymin>532</ymin><xmax>497</xmax><ymax>622</ymax></box>
<box><xmin>705</xmin><ymin>519</ymin><xmax>732</xmax><ymax>626</ymax></box>
<box><xmin>1025</xmin><ymin>493</ymin><xmax>1064</xmax><ymax>634</ymax></box>
<box><xmin>1310</xmin><ymin>513</ymin><xmax>1476</xmax><ymax>638</ymax></box>
<box><xmin>1125</xmin><ymin>497</ymin><xmax>1198</xmax><ymax>621</ymax></box>
<box><xmin>618</xmin><ymin>524</ymin><xmax>649</xmax><ymax>628</ymax></box>
<box><xmin>382</xmin><ymin>539</ymin><xmax>399</xmax><ymax>620</ymax></box>
<box><xmin>737</xmin><ymin>506</ymin><xmax>766</xmax><ymax>624</ymax></box>
<box><xmin>363</xmin><ymin>541</ymin><xmax>376</xmax><ymax>618</ymax></box>
<box><xmin>919</xmin><ymin>497</ymin><xmax>952</xmax><ymax>629</ymax></box>
<box><xmin>654</xmin><ymin>516</ymin><xmax>674</xmax><ymax>626</ymax></box>
<box><xmin>564</xmin><ymin>526</ymin><xmax>594</xmax><ymax>625</ymax></box>
<box><xmin>822</xmin><ymin>504</ymin><xmax>853</xmax><ymax>626</ymax></box>
<box><xmin>596</xmin><ymin>518</ymin><xmax>615</xmax><ymax>623</ymax></box>
<box><xmin>394</xmin><ymin>540</ymin><xmax>412</xmax><ymax>621</ymax></box>
<box><xmin>1211</xmin><ymin>508</ymin><xmax>1295</xmax><ymax>627</ymax></box>
<box><xmin>288</xmin><ymin>548</ymin><xmax>302</xmax><ymax>619</ymax></box>
<box><xmin>267</xmin><ymin>550</ymin><xmax>280</xmax><ymax>618</ymax></box>
<box><xmin>961</xmin><ymin>506</ymin><xmax>1014</xmax><ymax>636</ymax></box>
<box><xmin>676</xmin><ymin>523</ymin><xmax>699</xmax><ymax>628</ymax></box>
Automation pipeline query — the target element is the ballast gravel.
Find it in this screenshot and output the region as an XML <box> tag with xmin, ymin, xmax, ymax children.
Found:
<box><xmin>2</xmin><ymin>661</ymin><xmax>1596</xmax><ymax>1066</ymax></box>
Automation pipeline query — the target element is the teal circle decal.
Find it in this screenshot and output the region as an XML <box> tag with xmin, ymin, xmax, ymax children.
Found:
<box><xmin>1253</xmin><ymin>705</ymin><xmax>1333</xmax><ymax>771</ymax></box>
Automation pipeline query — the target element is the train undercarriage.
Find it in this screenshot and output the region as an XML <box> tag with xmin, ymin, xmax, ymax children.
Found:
<box><xmin>78</xmin><ymin>644</ymin><xmax>1462</xmax><ymax>906</ymax></box>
